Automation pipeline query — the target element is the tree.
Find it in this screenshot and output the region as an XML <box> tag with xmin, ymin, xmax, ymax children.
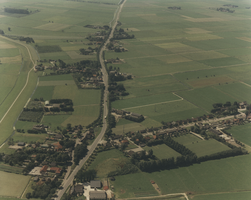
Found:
<box><xmin>66</xmin><ymin>123</ymin><xmax>72</xmax><ymax>130</ymax></box>
<box><xmin>26</xmin><ymin>192</ymin><xmax>32</xmax><ymax>199</ymax></box>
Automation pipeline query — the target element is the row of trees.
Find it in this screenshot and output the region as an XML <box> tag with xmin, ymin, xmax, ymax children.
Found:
<box><xmin>4</xmin><ymin>8</ymin><xmax>30</xmax><ymax>14</ymax></box>
<box><xmin>75</xmin><ymin>169</ymin><xmax>96</xmax><ymax>182</ymax></box>
<box><xmin>74</xmin><ymin>143</ymin><xmax>88</xmax><ymax>164</ymax></box>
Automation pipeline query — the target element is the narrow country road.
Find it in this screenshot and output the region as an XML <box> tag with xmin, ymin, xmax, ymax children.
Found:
<box><xmin>55</xmin><ymin>1</ymin><xmax>127</xmax><ymax>199</ymax></box>
<box><xmin>0</xmin><ymin>35</ymin><xmax>38</xmax><ymax>148</ymax></box>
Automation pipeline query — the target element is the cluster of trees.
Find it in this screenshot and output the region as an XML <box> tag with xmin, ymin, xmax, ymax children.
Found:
<box><xmin>216</xmin><ymin>7</ymin><xmax>235</xmax><ymax>13</ymax></box>
<box><xmin>4</xmin><ymin>8</ymin><xmax>30</xmax><ymax>14</ymax></box>
<box><xmin>49</xmin><ymin>99</ymin><xmax>73</xmax><ymax>105</ymax></box>
<box><xmin>136</xmin><ymin>154</ymin><xmax>198</xmax><ymax>172</ymax></box>
<box><xmin>75</xmin><ymin>169</ymin><xmax>96</xmax><ymax>182</ymax></box>
<box><xmin>3</xmin><ymin>146</ymin><xmax>71</xmax><ymax>173</ymax></box>
<box><xmin>223</xmin><ymin>4</ymin><xmax>238</xmax><ymax>8</ymax></box>
<box><xmin>112</xmin><ymin>28</ymin><xmax>134</xmax><ymax>41</ymax></box>
<box><xmin>26</xmin><ymin>179</ymin><xmax>61</xmax><ymax>200</ymax></box>
<box><xmin>74</xmin><ymin>143</ymin><xmax>88</xmax><ymax>164</ymax></box>
<box><xmin>84</xmin><ymin>25</ymin><xmax>109</xmax><ymax>30</ymax></box>
<box><xmin>125</xmin><ymin>115</ymin><xmax>144</xmax><ymax>123</ymax></box>
<box><xmin>168</xmin><ymin>6</ymin><xmax>181</xmax><ymax>10</ymax></box>
<box><xmin>79</xmin><ymin>47</ymin><xmax>96</xmax><ymax>55</ymax></box>
<box><xmin>211</xmin><ymin>101</ymin><xmax>238</xmax><ymax>115</ymax></box>
<box><xmin>109</xmin><ymin>73</ymin><xmax>126</xmax><ymax>82</ymax></box>
<box><xmin>27</xmin><ymin>129</ymin><xmax>47</xmax><ymax>134</ymax></box>
<box><xmin>19</xmin><ymin>37</ymin><xmax>34</xmax><ymax>43</ymax></box>
<box><xmin>108</xmin><ymin>83</ymin><xmax>128</xmax><ymax>101</ymax></box>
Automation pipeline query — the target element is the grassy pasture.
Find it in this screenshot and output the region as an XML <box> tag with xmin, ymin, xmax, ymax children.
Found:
<box><xmin>192</xmin><ymin>191</ymin><xmax>251</xmax><ymax>200</ymax></box>
<box><xmin>32</xmin><ymin>86</ymin><xmax>54</xmax><ymax>100</ymax></box>
<box><xmin>143</xmin><ymin>144</ymin><xmax>181</xmax><ymax>160</ymax></box>
<box><xmin>124</xmin><ymin>100</ymin><xmax>206</xmax><ymax>123</ymax></box>
<box><xmin>38</xmin><ymin>80</ymin><xmax>75</xmax><ymax>86</ymax></box>
<box><xmin>12</xmin><ymin>132</ymin><xmax>47</xmax><ymax>143</ymax></box>
<box><xmin>42</xmin><ymin>115</ymin><xmax>70</xmax><ymax>130</ymax></box>
<box><xmin>113</xmin><ymin>173</ymin><xmax>158</xmax><ymax>198</ymax></box>
<box><xmin>188</xmin><ymin>76</ymin><xmax>234</xmax><ymax>88</ymax></box>
<box><xmin>89</xmin><ymin>149</ymin><xmax>130</xmax><ymax>178</ymax></box>
<box><xmin>0</xmin><ymin>55</ymin><xmax>22</xmax><ymax>63</ymax></box>
<box><xmin>113</xmin><ymin>122</ymin><xmax>146</xmax><ymax>135</ymax></box>
<box><xmin>112</xmin><ymin>92</ymin><xmax>180</xmax><ymax>110</ymax></box>
<box><xmin>226</xmin><ymin>123</ymin><xmax>251</xmax><ymax>147</ymax></box>
<box><xmin>214</xmin><ymin>82</ymin><xmax>251</xmax><ymax>103</ymax></box>
<box><xmin>146</xmin><ymin>154</ymin><xmax>251</xmax><ymax>195</ymax></box>
<box><xmin>39</xmin><ymin>74</ymin><xmax>73</xmax><ymax>81</ymax></box>
<box><xmin>0</xmin><ymin>48</ymin><xmax>19</xmax><ymax>57</ymax></box>
<box><xmin>182</xmin><ymin>51</ymin><xmax>228</xmax><ymax>61</ymax></box>
<box><xmin>34</xmin><ymin>23</ymin><xmax>71</xmax><ymax>31</ymax></box>
<box><xmin>62</xmin><ymin>105</ymin><xmax>100</xmax><ymax>126</ymax></box>
<box><xmin>0</xmin><ymin>171</ymin><xmax>30</xmax><ymax>197</ymax></box>
<box><xmin>177</xmin><ymin>87</ymin><xmax>238</xmax><ymax>112</ymax></box>
<box><xmin>39</xmin><ymin>51</ymin><xmax>71</xmax><ymax>61</ymax></box>
<box><xmin>0</xmin><ymin>41</ymin><xmax>16</xmax><ymax>49</ymax></box>
<box><xmin>174</xmin><ymin>134</ymin><xmax>230</xmax><ymax>157</ymax></box>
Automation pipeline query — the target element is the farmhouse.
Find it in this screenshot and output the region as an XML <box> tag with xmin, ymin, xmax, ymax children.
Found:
<box><xmin>18</xmin><ymin>142</ymin><xmax>25</xmax><ymax>146</ymax></box>
<box><xmin>89</xmin><ymin>191</ymin><xmax>107</xmax><ymax>200</ymax></box>
<box><xmin>70</xmin><ymin>184</ymin><xmax>83</xmax><ymax>195</ymax></box>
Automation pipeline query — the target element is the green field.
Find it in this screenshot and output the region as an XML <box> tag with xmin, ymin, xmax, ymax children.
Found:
<box><xmin>113</xmin><ymin>154</ymin><xmax>251</xmax><ymax>197</ymax></box>
<box><xmin>0</xmin><ymin>171</ymin><xmax>30</xmax><ymax>197</ymax></box>
<box><xmin>89</xmin><ymin>149</ymin><xmax>130</xmax><ymax>178</ymax></box>
<box><xmin>112</xmin><ymin>173</ymin><xmax>159</xmax><ymax>198</ymax></box>
<box><xmin>143</xmin><ymin>144</ymin><xmax>181</xmax><ymax>160</ymax></box>
<box><xmin>173</xmin><ymin>134</ymin><xmax>230</xmax><ymax>157</ymax></box>
<box><xmin>35</xmin><ymin>84</ymin><xmax>102</xmax><ymax>128</ymax></box>
<box><xmin>192</xmin><ymin>191</ymin><xmax>251</xmax><ymax>200</ymax></box>
<box><xmin>226</xmin><ymin>123</ymin><xmax>251</xmax><ymax>147</ymax></box>
<box><xmin>12</xmin><ymin>132</ymin><xmax>47</xmax><ymax>143</ymax></box>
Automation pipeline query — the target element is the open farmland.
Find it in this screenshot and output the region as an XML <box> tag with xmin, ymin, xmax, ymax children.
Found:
<box><xmin>192</xmin><ymin>191</ymin><xmax>251</xmax><ymax>200</ymax></box>
<box><xmin>112</xmin><ymin>154</ymin><xmax>251</xmax><ymax>198</ymax></box>
<box><xmin>106</xmin><ymin>0</ymin><xmax>251</xmax><ymax>133</ymax></box>
<box><xmin>0</xmin><ymin>171</ymin><xmax>30</xmax><ymax>197</ymax></box>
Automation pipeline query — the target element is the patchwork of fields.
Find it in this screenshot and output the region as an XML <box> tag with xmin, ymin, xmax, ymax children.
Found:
<box><xmin>17</xmin><ymin>74</ymin><xmax>102</xmax><ymax>131</ymax></box>
<box><xmin>107</xmin><ymin>0</ymin><xmax>251</xmax><ymax>134</ymax></box>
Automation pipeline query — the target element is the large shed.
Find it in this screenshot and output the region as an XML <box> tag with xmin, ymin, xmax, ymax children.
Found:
<box><xmin>89</xmin><ymin>191</ymin><xmax>106</xmax><ymax>200</ymax></box>
<box><xmin>90</xmin><ymin>180</ymin><xmax>101</xmax><ymax>188</ymax></box>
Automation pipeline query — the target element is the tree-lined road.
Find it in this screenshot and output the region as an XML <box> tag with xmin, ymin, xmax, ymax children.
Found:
<box><xmin>55</xmin><ymin>0</ymin><xmax>127</xmax><ymax>199</ymax></box>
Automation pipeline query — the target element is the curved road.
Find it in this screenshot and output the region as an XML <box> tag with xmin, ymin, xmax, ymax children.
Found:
<box><xmin>55</xmin><ymin>1</ymin><xmax>127</xmax><ymax>199</ymax></box>
<box><xmin>0</xmin><ymin>35</ymin><xmax>38</xmax><ymax>148</ymax></box>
